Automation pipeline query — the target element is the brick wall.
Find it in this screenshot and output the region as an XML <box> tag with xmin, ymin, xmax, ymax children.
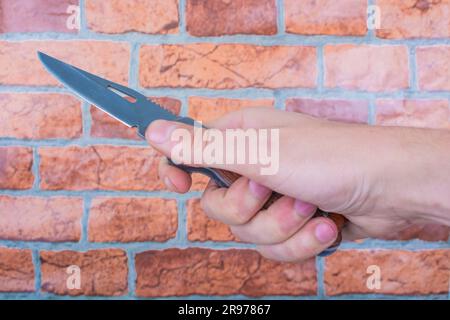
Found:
<box><xmin>0</xmin><ymin>0</ymin><xmax>449</xmax><ymax>299</ymax></box>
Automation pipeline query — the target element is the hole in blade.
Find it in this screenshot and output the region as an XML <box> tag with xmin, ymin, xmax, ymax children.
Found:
<box><xmin>107</xmin><ymin>85</ymin><xmax>137</xmax><ymax>103</ymax></box>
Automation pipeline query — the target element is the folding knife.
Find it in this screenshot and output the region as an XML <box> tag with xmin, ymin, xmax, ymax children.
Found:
<box><xmin>38</xmin><ymin>51</ymin><xmax>346</xmax><ymax>256</ymax></box>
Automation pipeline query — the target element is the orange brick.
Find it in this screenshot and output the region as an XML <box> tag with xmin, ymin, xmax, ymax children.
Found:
<box><xmin>285</xmin><ymin>0</ymin><xmax>367</xmax><ymax>36</ymax></box>
<box><xmin>0</xmin><ymin>0</ymin><xmax>79</xmax><ymax>33</ymax></box>
<box><xmin>376</xmin><ymin>99</ymin><xmax>450</xmax><ymax>129</ymax></box>
<box><xmin>0</xmin><ymin>247</ymin><xmax>34</xmax><ymax>292</ymax></box>
<box><xmin>0</xmin><ymin>94</ymin><xmax>82</xmax><ymax>139</ymax></box>
<box><xmin>186</xmin><ymin>0</ymin><xmax>276</xmax><ymax>36</ymax></box>
<box><xmin>0</xmin><ymin>196</ymin><xmax>83</xmax><ymax>242</ymax></box>
<box><xmin>39</xmin><ymin>145</ymin><xmax>164</xmax><ymax>191</ymax></box>
<box><xmin>376</xmin><ymin>0</ymin><xmax>450</xmax><ymax>39</ymax></box>
<box><xmin>188</xmin><ymin>97</ymin><xmax>274</xmax><ymax>122</ymax></box>
<box><xmin>139</xmin><ymin>44</ymin><xmax>317</xmax><ymax>89</ymax></box>
<box><xmin>135</xmin><ymin>248</ymin><xmax>316</xmax><ymax>297</ymax></box>
<box><xmin>187</xmin><ymin>198</ymin><xmax>237</xmax><ymax>242</ymax></box>
<box><xmin>40</xmin><ymin>249</ymin><xmax>128</xmax><ymax>296</ymax></box>
<box><xmin>86</xmin><ymin>0</ymin><xmax>179</xmax><ymax>34</ymax></box>
<box><xmin>0</xmin><ymin>147</ymin><xmax>34</xmax><ymax>190</ymax></box>
<box><xmin>325</xmin><ymin>250</ymin><xmax>450</xmax><ymax>295</ymax></box>
<box><xmin>90</xmin><ymin>97</ymin><xmax>181</xmax><ymax>140</ymax></box>
<box><xmin>324</xmin><ymin>45</ymin><xmax>409</xmax><ymax>92</ymax></box>
<box><xmin>417</xmin><ymin>46</ymin><xmax>450</xmax><ymax>91</ymax></box>
<box><xmin>0</xmin><ymin>41</ymin><xmax>129</xmax><ymax>86</ymax></box>
<box><xmin>89</xmin><ymin>197</ymin><xmax>177</xmax><ymax>242</ymax></box>
<box><xmin>286</xmin><ymin>98</ymin><xmax>369</xmax><ymax>123</ymax></box>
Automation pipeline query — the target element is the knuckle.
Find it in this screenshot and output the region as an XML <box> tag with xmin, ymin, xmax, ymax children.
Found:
<box><xmin>227</xmin><ymin>204</ymin><xmax>248</xmax><ymax>225</ymax></box>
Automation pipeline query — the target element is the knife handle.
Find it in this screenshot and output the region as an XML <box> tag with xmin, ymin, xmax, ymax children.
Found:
<box><xmin>169</xmin><ymin>160</ymin><xmax>347</xmax><ymax>256</ymax></box>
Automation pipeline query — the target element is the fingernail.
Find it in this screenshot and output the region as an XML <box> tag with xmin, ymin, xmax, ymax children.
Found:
<box><xmin>248</xmin><ymin>180</ymin><xmax>271</xmax><ymax>199</ymax></box>
<box><xmin>315</xmin><ymin>223</ymin><xmax>337</xmax><ymax>244</ymax></box>
<box><xmin>294</xmin><ymin>199</ymin><xmax>316</xmax><ymax>217</ymax></box>
<box><xmin>146</xmin><ymin>120</ymin><xmax>175</xmax><ymax>144</ymax></box>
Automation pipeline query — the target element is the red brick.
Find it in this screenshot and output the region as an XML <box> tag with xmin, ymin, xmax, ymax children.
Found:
<box><xmin>286</xmin><ymin>98</ymin><xmax>369</xmax><ymax>123</ymax></box>
<box><xmin>0</xmin><ymin>41</ymin><xmax>129</xmax><ymax>86</ymax></box>
<box><xmin>417</xmin><ymin>46</ymin><xmax>450</xmax><ymax>91</ymax></box>
<box><xmin>188</xmin><ymin>97</ymin><xmax>274</xmax><ymax>190</ymax></box>
<box><xmin>40</xmin><ymin>249</ymin><xmax>128</xmax><ymax>296</ymax></box>
<box><xmin>39</xmin><ymin>145</ymin><xmax>163</xmax><ymax>191</ymax></box>
<box><xmin>285</xmin><ymin>0</ymin><xmax>367</xmax><ymax>36</ymax></box>
<box><xmin>186</xmin><ymin>0</ymin><xmax>276</xmax><ymax>36</ymax></box>
<box><xmin>0</xmin><ymin>147</ymin><xmax>33</xmax><ymax>189</ymax></box>
<box><xmin>187</xmin><ymin>198</ymin><xmax>237</xmax><ymax>242</ymax></box>
<box><xmin>90</xmin><ymin>97</ymin><xmax>181</xmax><ymax>140</ymax></box>
<box><xmin>324</xmin><ymin>45</ymin><xmax>409</xmax><ymax>92</ymax></box>
<box><xmin>376</xmin><ymin>0</ymin><xmax>450</xmax><ymax>39</ymax></box>
<box><xmin>139</xmin><ymin>44</ymin><xmax>317</xmax><ymax>89</ymax></box>
<box><xmin>86</xmin><ymin>0</ymin><xmax>179</xmax><ymax>34</ymax></box>
<box><xmin>190</xmin><ymin>173</ymin><xmax>210</xmax><ymax>192</ymax></box>
<box><xmin>325</xmin><ymin>250</ymin><xmax>450</xmax><ymax>295</ymax></box>
<box><xmin>89</xmin><ymin>198</ymin><xmax>177</xmax><ymax>242</ymax></box>
<box><xmin>135</xmin><ymin>248</ymin><xmax>316</xmax><ymax>297</ymax></box>
<box><xmin>0</xmin><ymin>247</ymin><xmax>34</xmax><ymax>292</ymax></box>
<box><xmin>0</xmin><ymin>0</ymin><xmax>79</xmax><ymax>33</ymax></box>
<box><xmin>188</xmin><ymin>97</ymin><xmax>274</xmax><ymax>122</ymax></box>
<box><xmin>0</xmin><ymin>93</ymin><xmax>82</xmax><ymax>139</ymax></box>
<box><xmin>0</xmin><ymin>196</ymin><xmax>83</xmax><ymax>242</ymax></box>
<box><xmin>376</xmin><ymin>99</ymin><xmax>450</xmax><ymax>129</ymax></box>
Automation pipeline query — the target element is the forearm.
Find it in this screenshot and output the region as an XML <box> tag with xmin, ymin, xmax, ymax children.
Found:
<box><xmin>370</xmin><ymin>126</ymin><xmax>450</xmax><ymax>226</ymax></box>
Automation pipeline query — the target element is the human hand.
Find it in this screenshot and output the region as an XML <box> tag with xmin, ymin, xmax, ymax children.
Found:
<box><xmin>146</xmin><ymin>107</ymin><xmax>450</xmax><ymax>262</ymax></box>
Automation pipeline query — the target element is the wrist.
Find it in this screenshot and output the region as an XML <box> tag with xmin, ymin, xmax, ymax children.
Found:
<box><xmin>370</xmin><ymin>126</ymin><xmax>450</xmax><ymax>226</ymax></box>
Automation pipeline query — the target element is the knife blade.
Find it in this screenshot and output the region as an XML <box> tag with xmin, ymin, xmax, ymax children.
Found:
<box><xmin>38</xmin><ymin>51</ymin><xmax>194</xmax><ymax>137</ymax></box>
<box><xmin>37</xmin><ymin>51</ymin><xmax>346</xmax><ymax>256</ymax></box>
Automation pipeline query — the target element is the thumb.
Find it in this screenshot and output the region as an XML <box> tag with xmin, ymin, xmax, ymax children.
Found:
<box><xmin>145</xmin><ymin>119</ymin><xmax>281</xmax><ymax>183</ymax></box>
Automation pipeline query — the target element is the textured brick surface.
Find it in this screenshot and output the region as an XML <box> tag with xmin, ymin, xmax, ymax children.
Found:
<box><xmin>186</xmin><ymin>0</ymin><xmax>276</xmax><ymax>36</ymax></box>
<box><xmin>40</xmin><ymin>249</ymin><xmax>128</xmax><ymax>296</ymax></box>
<box><xmin>39</xmin><ymin>146</ymin><xmax>163</xmax><ymax>191</ymax></box>
<box><xmin>0</xmin><ymin>41</ymin><xmax>129</xmax><ymax>86</ymax></box>
<box><xmin>0</xmin><ymin>0</ymin><xmax>79</xmax><ymax>33</ymax></box>
<box><xmin>285</xmin><ymin>0</ymin><xmax>367</xmax><ymax>36</ymax></box>
<box><xmin>86</xmin><ymin>0</ymin><xmax>179</xmax><ymax>34</ymax></box>
<box><xmin>0</xmin><ymin>94</ymin><xmax>82</xmax><ymax>139</ymax></box>
<box><xmin>325</xmin><ymin>250</ymin><xmax>450</xmax><ymax>295</ymax></box>
<box><xmin>376</xmin><ymin>0</ymin><xmax>450</xmax><ymax>39</ymax></box>
<box><xmin>188</xmin><ymin>97</ymin><xmax>274</xmax><ymax>122</ymax></box>
<box><xmin>187</xmin><ymin>198</ymin><xmax>236</xmax><ymax>242</ymax></box>
<box><xmin>0</xmin><ymin>248</ymin><xmax>34</xmax><ymax>292</ymax></box>
<box><xmin>0</xmin><ymin>196</ymin><xmax>82</xmax><ymax>242</ymax></box>
<box><xmin>90</xmin><ymin>97</ymin><xmax>181</xmax><ymax>140</ymax></box>
<box><xmin>376</xmin><ymin>99</ymin><xmax>450</xmax><ymax>129</ymax></box>
<box><xmin>1</xmin><ymin>0</ymin><xmax>449</xmax><ymax>300</ymax></box>
<box><xmin>417</xmin><ymin>46</ymin><xmax>450</xmax><ymax>91</ymax></box>
<box><xmin>135</xmin><ymin>248</ymin><xmax>317</xmax><ymax>297</ymax></box>
<box><xmin>89</xmin><ymin>198</ymin><xmax>177</xmax><ymax>242</ymax></box>
<box><xmin>0</xmin><ymin>147</ymin><xmax>34</xmax><ymax>189</ymax></box>
<box><xmin>286</xmin><ymin>98</ymin><xmax>369</xmax><ymax>123</ymax></box>
<box><xmin>140</xmin><ymin>44</ymin><xmax>317</xmax><ymax>89</ymax></box>
<box><xmin>324</xmin><ymin>45</ymin><xmax>409</xmax><ymax>91</ymax></box>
